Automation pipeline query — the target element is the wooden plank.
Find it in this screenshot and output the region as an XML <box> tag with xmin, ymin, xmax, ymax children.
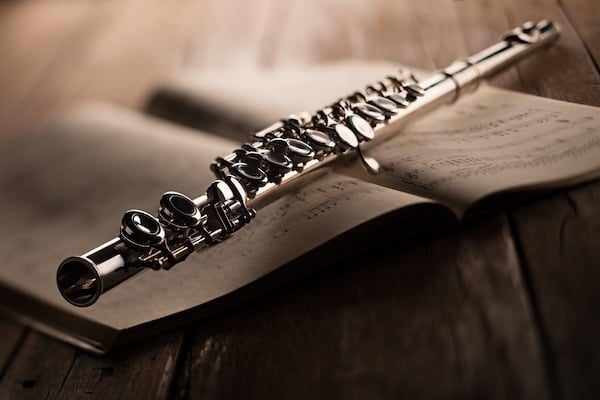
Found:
<box><xmin>0</xmin><ymin>0</ymin><xmax>92</xmax><ymax>135</ymax></box>
<box><xmin>0</xmin><ymin>318</ymin><xmax>25</xmax><ymax>379</ymax></box>
<box><xmin>55</xmin><ymin>331</ymin><xmax>185</xmax><ymax>400</ymax></box>
<box><xmin>495</xmin><ymin>1</ymin><xmax>600</xmax><ymax>399</ymax></box>
<box><xmin>0</xmin><ymin>332</ymin><xmax>77</xmax><ymax>400</ymax></box>
<box><xmin>0</xmin><ymin>329</ymin><xmax>185</xmax><ymax>400</ymax></box>
<box><xmin>457</xmin><ymin>0</ymin><xmax>599</xmax><ymax>107</ymax></box>
<box><xmin>411</xmin><ymin>0</ymin><xmax>470</xmax><ymax>68</ymax></box>
<box><xmin>175</xmin><ymin>216</ymin><xmax>548</xmax><ymax>399</ymax></box>
<box><xmin>58</xmin><ymin>0</ymin><xmax>203</xmax><ymax>105</ymax></box>
<box><xmin>502</xmin><ymin>0</ymin><xmax>600</xmax><ymax>106</ymax></box>
<box><xmin>453</xmin><ymin>0</ymin><xmax>523</xmax><ymax>91</ymax></box>
<box><xmin>272</xmin><ymin>0</ymin><xmax>436</xmax><ymax>69</ymax></box>
<box><xmin>183</xmin><ymin>0</ymin><xmax>275</xmax><ymax>69</ymax></box>
<box><xmin>179</xmin><ymin>0</ymin><xmax>226</xmax><ymax>68</ymax></box>
<box><xmin>509</xmin><ymin>181</ymin><xmax>600</xmax><ymax>400</ymax></box>
<box><xmin>560</xmin><ymin>0</ymin><xmax>600</xmax><ymax>72</ymax></box>
<box><xmin>2</xmin><ymin>0</ymin><xmax>207</xmax><ymax>135</ymax></box>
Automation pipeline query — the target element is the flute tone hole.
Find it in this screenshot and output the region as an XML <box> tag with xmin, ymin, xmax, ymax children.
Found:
<box><xmin>168</xmin><ymin>195</ymin><xmax>196</xmax><ymax>216</ymax></box>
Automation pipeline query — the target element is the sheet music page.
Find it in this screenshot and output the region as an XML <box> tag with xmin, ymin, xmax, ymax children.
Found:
<box><xmin>152</xmin><ymin>61</ymin><xmax>420</xmax><ymax>135</ymax></box>
<box><xmin>92</xmin><ymin>172</ymin><xmax>442</xmax><ymax>329</ymax></box>
<box><xmin>0</xmin><ymin>103</ymin><xmax>438</xmax><ymax>332</ymax></box>
<box><xmin>344</xmin><ymin>85</ymin><xmax>600</xmax><ymax>215</ymax></box>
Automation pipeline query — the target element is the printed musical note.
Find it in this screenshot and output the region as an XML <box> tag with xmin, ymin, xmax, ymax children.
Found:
<box><xmin>194</xmin><ymin>174</ymin><xmax>391</xmax><ymax>266</ymax></box>
<box><xmin>345</xmin><ymin>86</ymin><xmax>600</xmax><ymax>208</ymax></box>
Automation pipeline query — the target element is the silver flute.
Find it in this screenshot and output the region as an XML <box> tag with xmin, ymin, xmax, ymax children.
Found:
<box><xmin>57</xmin><ymin>20</ymin><xmax>560</xmax><ymax>307</ymax></box>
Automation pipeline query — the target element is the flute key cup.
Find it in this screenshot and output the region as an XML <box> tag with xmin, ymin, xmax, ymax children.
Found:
<box><xmin>120</xmin><ymin>210</ymin><xmax>166</xmax><ymax>250</ymax></box>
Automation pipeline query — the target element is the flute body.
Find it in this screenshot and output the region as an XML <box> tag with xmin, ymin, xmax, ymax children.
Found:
<box><xmin>57</xmin><ymin>20</ymin><xmax>560</xmax><ymax>307</ymax></box>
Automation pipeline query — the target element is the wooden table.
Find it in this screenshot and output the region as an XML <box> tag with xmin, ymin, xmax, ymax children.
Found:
<box><xmin>0</xmin><ymin>1</ymin><xmax>598</xmax><ymax>399</ymax></box>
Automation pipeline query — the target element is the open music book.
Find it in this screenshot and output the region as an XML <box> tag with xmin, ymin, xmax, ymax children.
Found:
<box><xmin>0</xmin><ymin>63</ymin><xmax>598</xmax><ymax>354</ymax></box>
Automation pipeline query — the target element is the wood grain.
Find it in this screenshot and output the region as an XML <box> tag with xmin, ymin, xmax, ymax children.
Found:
<box><xmin>503</xmin><ymin>0</ymin><xmax>600</xmax><ymax>106</ymax></box>
<box><xmin>56</xmin><ymin>330</ymin><xmax>185</xmax><ymax>400</ymax></box>
<box><xmin>561</xmin><ymin>0</ymin><xmax>600</xmax><ymax>71</ymax></box>
<box><xmin>453</xmin><ymin>0</ymin><xmax>523</xmax><ymax>91</ymax></box>
<box><xmin>0</xmin><ymin>329</ymin><xmax>185</xmax><ymax>400</ymax></box>
<box><xmin>0</xmin><ymin>0</ymin><xmax>205</xmax><ymax>136</ymax></box>
<box><xmin>0</xmin><ymin>0</ymin><xmax>92</xmax><ymax>134</ymax></box>
<box><xmin>272</xmin><ymin>0</ymin><xmax>437</xmax><ymax>68</ymax></box>
<box><xmin>178</xmin><ymin>217</ymin><xmax>548</xmax><ymax>399</ymax></box>
<box><xmin>0</xmin><ymin>332</ymin><xmax>77</xmax><ymax>400</ymax></box>
<box><xmin>0</xmin><ymin>317</ymin><xmax>24</xmax><ymax>380</ymax></box>
<box><xmin>509</xmin><ymin>182</ymin><xmax>600</xmax><ymax>400</ymax></box>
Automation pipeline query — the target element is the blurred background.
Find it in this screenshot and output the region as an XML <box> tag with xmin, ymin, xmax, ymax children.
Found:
<box><xmin>1</xmin><ymin>0</ymin><xmax>380</xmax><ymax>136</ymax></box>
<box><xmin>0</xmin><ymin>0</ymin><xmax>547</xmax><ymax>139</ymax></box>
